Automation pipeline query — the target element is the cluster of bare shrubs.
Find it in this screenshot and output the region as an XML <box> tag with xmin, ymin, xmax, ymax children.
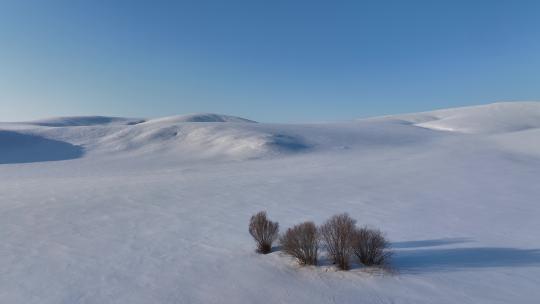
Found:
<box><xmin>249</xmin><ymin>211</ymin><xmax>392</xmax><ymax>270</ymax></box>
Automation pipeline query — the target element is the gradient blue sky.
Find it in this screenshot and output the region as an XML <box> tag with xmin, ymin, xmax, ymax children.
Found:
<box><xmin>1</xmin><ymin>0</ymin><xmax>539</xmax><ymax>122</ymax></box>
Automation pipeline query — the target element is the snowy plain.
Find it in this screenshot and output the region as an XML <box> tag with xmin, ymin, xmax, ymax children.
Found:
<box><xmin>0</xmin><ymin>102</ymin><xmax>539</xmax><ymax>303</ymax></box>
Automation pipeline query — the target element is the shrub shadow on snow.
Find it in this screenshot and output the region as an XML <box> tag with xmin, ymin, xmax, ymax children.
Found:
<box><xmin>391</xmin><ymin>238</ymin><xmax>472</xmax><ymax>249</ymax></box>
<box><xmin>394</xmin><ymin>247</ymin><xmax>540</xmax><ymax>273</ymax></box>
<box><xmin>0</xmin><ymin>130</ymin><xmax>84</xmax><ymax>164</ymax></box>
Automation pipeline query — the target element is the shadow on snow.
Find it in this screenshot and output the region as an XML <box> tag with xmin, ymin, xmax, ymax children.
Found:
<box><xmin>391</xmin><ymin>239</ymin><xmax>540</xmax><ymax>273</ymax></box>
<box><xmin>0</xmin><ymin>130</ymin><xmax>84</xmax><ymax>164</ymax></box>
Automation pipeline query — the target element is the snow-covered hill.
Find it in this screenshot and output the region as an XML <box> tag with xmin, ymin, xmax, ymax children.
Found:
<box><xmin>0</xmin><ymin>102</ymin><xmax>539</xmax><ymax>303</ymax></box>
<box><xmin>380</xmin><ymin>101</ymin><xmax>540</xmax><ymax>134</ymax></box>
<box><xmin>0</xmin><ymin>111</ymin><xmax>444</xmax><ymax>162</ymax></box>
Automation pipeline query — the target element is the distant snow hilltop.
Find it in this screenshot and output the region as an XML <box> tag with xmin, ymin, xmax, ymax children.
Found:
<box><xmin>380</xmin><ymin>101</ymin><xmax>540</xmax><ymax>134</ymax></box>
<box><xmin>0</xmin><ymin>102</ymin><xmax>539</xmax><ymax>164</ymax></box>
<box><xmin>24</xmin><ymin>116</ymin><xmax>146</xmax><ymax>127</ymax></box>
<box><xmin>0</xmin><ymin>113</ymin><xmax>307</xmax><ymax>164</ymax></box>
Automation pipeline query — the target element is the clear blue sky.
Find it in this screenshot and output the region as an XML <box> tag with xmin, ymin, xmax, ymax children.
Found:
<box><xmin>1</xmin><ymin>0</ymin><xmax>539</xmax><ymax>122</ymax></box>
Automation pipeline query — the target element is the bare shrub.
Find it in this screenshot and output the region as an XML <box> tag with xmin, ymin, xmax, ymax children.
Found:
<box><xmin>352</xmin><ymin>226</ymin><xmax>392</xmax><ymax>266</ymax></box>
<box><xmin>319</xmin><ymin>213</ymin><xmax>356</xmax><ymax>270</ymax></box>
<box><xmin>280</xmin><ymin>221</ymin><xmax>319</xmax><ymax>265</ymax></box>
<box><xmin>249</xmin><ymin>211</ymin><xmax>279</xmax><ymax>254</ymax></box>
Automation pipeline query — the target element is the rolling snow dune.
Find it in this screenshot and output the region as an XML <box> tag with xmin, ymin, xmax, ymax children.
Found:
<box><xmin>3</xmin><ymin>113</ymin><xmax>441</xmax><ymax>162</ymax></box>
<box><xmin>92</xmin><ymin>123</ymin><xmax>311</xmax><ymax>159</ymax></box>
<box><xmin>379</xmin><ymin>101</ymin><xmax>540</xmax><ymax>134</ymax></box>
<box><xmin>0</xmin><ymin>102</ymin><xmax>539</xmax><ymax>303</ymax></box>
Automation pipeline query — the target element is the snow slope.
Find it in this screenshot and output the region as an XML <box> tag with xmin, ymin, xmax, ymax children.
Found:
<box><xmin>384</xmin><ymin>101</ymin><xmax>540</xmax><ymax>134</ymax></box>
<box><xmin>0</xmin><ymin>102</ymin><xmax>539</xmax><ymax>303</ymax></box>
